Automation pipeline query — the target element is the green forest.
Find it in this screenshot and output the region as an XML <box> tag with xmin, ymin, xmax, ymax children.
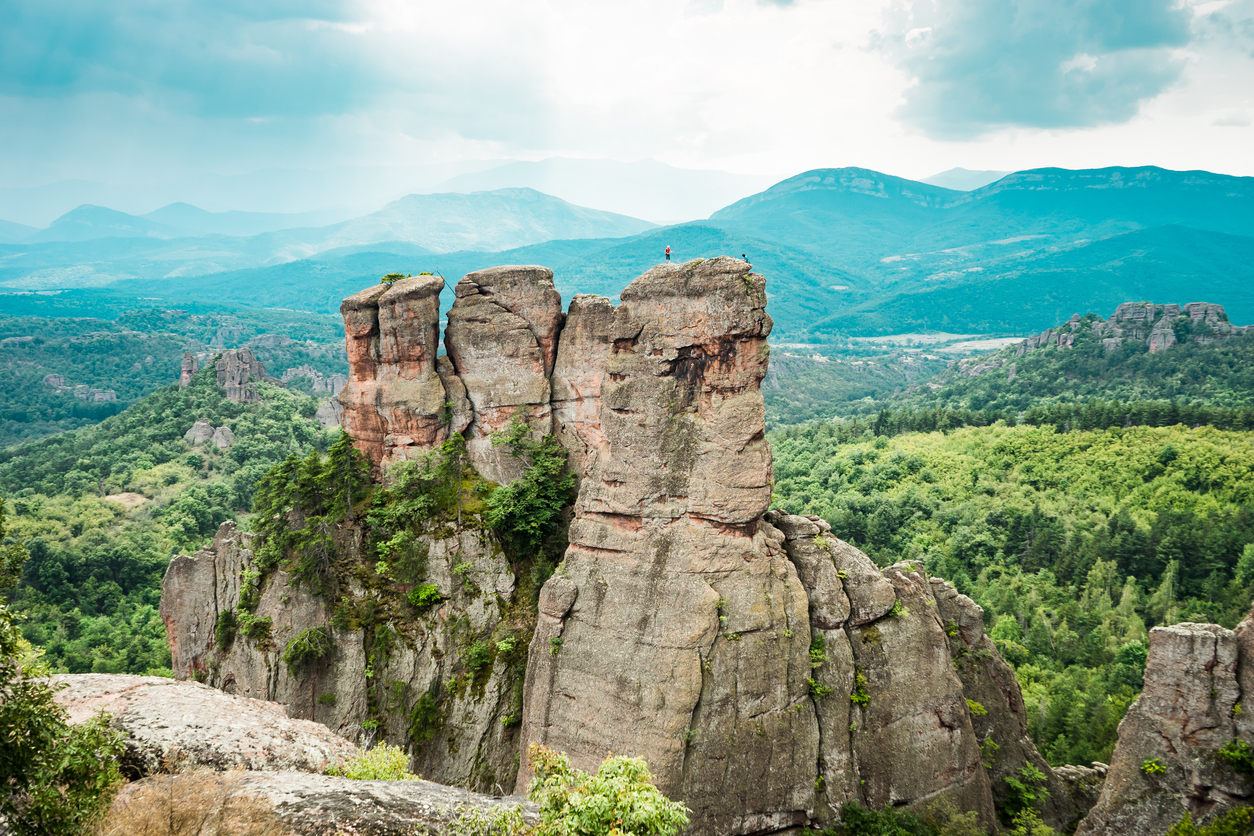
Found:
<box><xmin>0</xmin><ymin>307</ymin><xmax>347</xmax><ymax>446</ymax></box>
<box><xmin>771</xmin><ymin>421</ymin><xmax>1254</xmax><ymax>765</ymax></box>
<box><xmin>0</xmin><ymin>369</ymin><xmax>333</xmax><ymax>674</ymax></box>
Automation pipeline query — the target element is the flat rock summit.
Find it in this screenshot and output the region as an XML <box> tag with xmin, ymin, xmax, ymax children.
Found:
<box><xmin>150</xmin><ymin>257</ymin><xmax>1254</xmax><ymax>835</ymax></box>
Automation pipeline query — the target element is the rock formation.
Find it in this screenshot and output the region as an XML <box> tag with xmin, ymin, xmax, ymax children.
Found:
<box><xmin>1075</xmin><ymin>609</ymin><xmax>1254</xmax><ymax>836</ymax></box>
<box><xmin>163</xmin><ymin>257</ymin><xmax>1080</xmax><ymax>835</ymax></box>
<box><xmin>337</xmin><ymin>278</ymin><xmax>454</xmax><ymax>469</ymax></box>
<box><xmin>183</xmin><ymin>418</ymin><xmax>234</xmax><ymax>449</ymax></box>
<box><xmin>180</xmin><ymin>353</ymin><xmax>199</xmax><ymax>387</ymax></box>
<box><xmin>1014</xmin><ymin>302</ymin><xmax>1252</xmax><ymax>359</ymax></box>
<box><xmin>215</xmin><ymin>347</ymin><xmax>272</xmax><ymax>403</ymax></box>
<box><xmin>53</xmin><ymin>674</ymin><xmax>356</xmax><ymax>778</ymax></box>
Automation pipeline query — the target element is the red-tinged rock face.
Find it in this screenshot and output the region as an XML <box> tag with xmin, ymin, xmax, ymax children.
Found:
<box><xmin>337</xmin><ymin>278</ymin><xmax>451</xmax><ymax>469</ymax></box>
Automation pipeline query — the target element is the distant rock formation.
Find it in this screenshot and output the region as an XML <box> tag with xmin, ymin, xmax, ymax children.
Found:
<box><xmin>180</xmin><ymin>353</ymin><xmax>199</xmax><ymax>387</ymax></box>
<box><xmin>42</xmin><ymin>372</ymin><xmax>117</xmax><ymax>402</ymax></box>
<box><xmin>215</xmin><ymin>347</ymin><xmax>273</xmax><ymax>403</ymax></box>
<box><xmin>164</xmin><ymin>259</ymin><xmax>1084</xmax><ymax>835</ymax></box>
<box><xmin>1075</xmin><ymin>609</ymin><xmax>1254</xmax><ymax>836</ymax></box>
<box><xmin>1015</xmin><ymin>302</ymin><xmax>1252</xmax><ymax>358</ymax></box>
<box><xmin>183</xmin><ymin>418</ymin><xmax>234</xmax><ymax>449</ymax></box>
<box><xmin>280</xmin><ymin>364</ymin><xmax>347</xmax><ymax>396</ymax></box>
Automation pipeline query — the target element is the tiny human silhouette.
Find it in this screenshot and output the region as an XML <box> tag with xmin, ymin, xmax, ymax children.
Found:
<box><xmin>665</xmin><ymin>245</ymin><xmax>671</xmax><ymax>261</ymax></box>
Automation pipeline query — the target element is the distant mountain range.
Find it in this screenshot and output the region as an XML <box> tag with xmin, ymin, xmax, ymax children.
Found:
<box><xmin>3</xmin><ymin>164</ymin><xmax>1253</xmax><ymax>342</ymax></box>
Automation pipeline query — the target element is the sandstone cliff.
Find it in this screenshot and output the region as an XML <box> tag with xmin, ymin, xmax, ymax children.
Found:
<box><xmin>1075</xmin><ymin>608</ymin><xmax>1254</xmax><ymax>836</ymax></box>
<box><xmin>162</xmin><ymin>258</ymin><xmax>1076</xmax><ymax>834</ymax></box>
<box><xmin>1014</xmin><ymin>301</ymin><xmax>1252</xmax><ymax>359</ymax></box>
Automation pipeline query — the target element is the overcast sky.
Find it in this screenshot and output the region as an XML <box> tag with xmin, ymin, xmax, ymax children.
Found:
<box><xmin>2</xmin><ymin>0</ymin><xmax>1252</xmax><ymax>188</ymax></box>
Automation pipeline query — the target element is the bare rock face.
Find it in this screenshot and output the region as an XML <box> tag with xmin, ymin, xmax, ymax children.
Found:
<box><xmin>215</xmin><ymin>347</ymin><xmax>270</xmax><ymax>403</ymax></box>
<box><xmin>337</xmin><ymin>278</ymin><xmax>451</xmax><ymax>469</ymax></box>
<box><xmin>932</xmin><ymin>578</ymin><xmax>1087</xmax><ymax>831</ymax></box>
<box><xmin>179</xmin><ymin>353</ymin><xmax>199</xmax><ymax>387</ymax></box>
<box><xmin>1075</xmin><ymin>617</ymin><xmax>1254</xmax><ymax>836</ymax></box>
<box><xmin>444</xmin><ymin>266</ymin><xmax>562</xmax><ymax>484</ymax></box>
<box><xmin>550</xmin><ymin>294</ymin><xmax>615</xmax><ymax>484</ymax></box>
<box><xmin>160</xmin><ymin>519</ymin><xmax>526</xmax><ymax>795</ymax></box>
<box><xmin>516</xmin><ymin>258</ymin><xmax>818</xmax><ymax>836</ymax></box>
<box><xmin>52</xmin><ymin>674</ymin><xmax>355</xmax><ymax>778</ymax></box>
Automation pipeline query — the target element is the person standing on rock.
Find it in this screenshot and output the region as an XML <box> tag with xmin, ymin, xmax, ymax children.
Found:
<box><xmin>665</xmin><ymin>245</ymin><xmax>671</xmax><ymax>262</ymax></box>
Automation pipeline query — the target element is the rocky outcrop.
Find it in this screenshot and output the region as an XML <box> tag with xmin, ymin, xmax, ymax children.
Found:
<box><xmin>215</xmin><ymin>347</ymin><xmax>271</xmax><ymax>403</ymax></box>
<box><xmin>114</xmin><ymin>770</ymin><xmax>534</xmax><ymax>836</ymax></box>
<box><xmin>52</xmin><ymin>674</ymin><xmax>355</xmax><ymax>778</ymax></box>
<box><xmin>183</xmin><ymin>419</ymin><xmax>234</xmax><ymax>449</ymax></box>
<box><xmin>337</xmin><ymin>277</ymin><xmax>453</xmax><ymax>469</ymax></box>
<box><xmin>1012</xmin><ymin>302</ymin><xmax>1253</xmax><ymax>360</ymax></box>
<box><xmin>281</xmin><ymin>364</ymin><xmax>348</xmax><ymax>396</ymax></box>
<box><xmin>180</xmin><ymin>353</ymin><xmax>199</xmax><ymax>387</ymax></box>
<box><xmin>1075</xmin><ymin>610</ymin><xmax>1254</xmax><ymax>836</ymax></box>
<box><xmin>165</xmin><ymin>257</ymin><xmax>1073</xmax><ymax>835</ymax></box>
<box><xmin>160</xmin><ymin>517</ymin><xmax>527</xmax><ymax>795</ymax></box>
<box><xmin>443</xmin><ymin>266</ymin><xmax>563</xmax><ymax>484</ymax></box>
<box><xmin>932</xmin><ymin>578</ymin><xmax>1086</xmax><ymax>831</ymax></box>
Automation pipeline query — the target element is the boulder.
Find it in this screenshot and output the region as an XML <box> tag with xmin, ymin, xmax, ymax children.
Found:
<box><xmin>183</xmin><ymin>419</ymin><xmax>214</xmax><ymax>446</ymax></box>
<box><xmin>114</xmin><ymin>770</ymin><xmax>536</xmax><ymax>836</ymax></box>
<box><xmin>52</xmin><ymin>674</ymin><xmax>356</xmax><ymax>778</ymax></box>
<box><xmin>210</xmin><ymin>425</ymin><xmax>235</xmax><ymax>449</ymax></box>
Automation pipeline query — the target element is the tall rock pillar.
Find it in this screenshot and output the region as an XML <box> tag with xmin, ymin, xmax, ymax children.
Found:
<box><xmin>517</xmin><ymin>257</ymin><xmax>819</xmax><ymax>836</ymax></box>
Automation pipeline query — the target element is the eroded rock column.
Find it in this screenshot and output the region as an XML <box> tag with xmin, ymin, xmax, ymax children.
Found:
<box><xmin>518</xmin><ymin>257</ymin><xmax>819</xmax><ymax>836</ymax></box>
<box><xmin>444</xmin><ymin>266</ymin><xmax>563</xmax><ymax>484</ymax></box>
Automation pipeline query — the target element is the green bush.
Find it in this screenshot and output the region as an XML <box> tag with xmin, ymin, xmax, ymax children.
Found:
<box><xmin>282</xmin><ymin>625</ymin><xmax>333</xmax><ymax>676</ymax></box>
<box><xmin>214</xmin><ymin>609</ymin><xmax>237</xmax><ymax>652</ymax></box>
<box><xmin>409</xmin><ymin>583</ymin><xmax>443</xmax><ymax>610</ymax></box>
<box><xmin>1217</xmin><ymin>739</ymin><xmax>1253</xmax><ymax>774</ymax></box>
<box><xmin>329</xmin><ymin>743</ymin><xmax>420</xmax><ymax>781</ymax></box>
<box><xmin>1165</xmin><ymin>808</ymin><xmax>1252</xmax><ymax>836</ymax></box>
<box><xmin>1</xmin><ymin>556</ymin><xmax>125</xmax><ymax>836</ymax></box>
<box><xmin>485</xmin><ymin>416</ymin><xmax>575</xmax><ymax>561</ymax></box>
<box><xmin>1141</xmin><ymin>757</ymin><xmax>1167</xmax><ymax>775</ymax></box>
<box><xmin>527</xmin><ymin>744</ymin><xmax>689</xmax><ymax>836</ymax></box>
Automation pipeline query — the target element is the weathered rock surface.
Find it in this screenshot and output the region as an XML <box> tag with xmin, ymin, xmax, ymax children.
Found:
<box><xmin>52</xmin><ymin>674</ymin><xmax>355</xmax><ymax>778</ymax></box>
<box><xmin>1076</xmin><ymin>613</ymin><xmax>1254</xmax><ymax>836</ymax></box>
<box><xmin>932</xmin><ymin>578</ymin><xmax>1086</xmax><ymax>831</ymax></box>
<box><xmin>337</xmin><ymin>277</ymin><xmax>452</xmax><ymax>469</ymax></box>
<box><xmin>184</xmin><ymin>418</ymin><xmax>215</xmax><ymax>445</ymax></box>
<box><xmin>550</xmin><ymin>293</ymin><xmax>614</xmax><ymax>483</ymax></box>
<box><xmin>118</xmin><ymin>770</ymin><xmax>535</xmax><ymax>836</ymax></box>
<box><xmin>444</xmin><ymin>266</ymin><xmax>562</xmax><ymax>484</ymax></box>
<box><xmin>216</xmin><ymin>347</ymin><xmax>271</xmax><ymax>403</ymax></box>
<box><xmin>161</xmin><ymin>517</ymin><xmax>526</xmax><ymax>795</ymax></box>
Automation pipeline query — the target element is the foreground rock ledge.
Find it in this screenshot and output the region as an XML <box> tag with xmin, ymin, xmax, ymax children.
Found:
<box><xmin>52</xmin><ymin>674</ymin><xmax>356</xmax><ymax>778</ymax></box>
<box><xmin>118</xmin><ymin>771</ymin><xmax>535</xmax><ymax>836</ymax></box>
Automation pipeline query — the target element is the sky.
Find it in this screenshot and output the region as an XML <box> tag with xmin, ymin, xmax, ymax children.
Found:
<box><xmin>1</xmin><ymin>0</ymin><xmax>1253</xmax><ymax>190</ymax></box>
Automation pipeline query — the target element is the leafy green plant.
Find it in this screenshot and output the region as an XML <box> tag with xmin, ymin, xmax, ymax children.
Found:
<box><xmin>810</xmin><ymin>633</ymin><xmax>828</xmax><ymax>670</ymax></box>
<box><xmin>809</xmin><ymin>677</ymin><xmax>834</xmax><ymax>699</ymax></box>
<box><xmin>236</xmin><ymin>611</ymin><xmax>273</xmax><ymax>642</ymax></box>
<box><xmin>409</xmin><ymin>583</ymin><xmax>443</xmax><ymax>610</ymax></box>
<box><xmin>1</xmin><ymin>552</ymin><xmax>125</xmax><ymax>836</ymax></box>
<box><xmin>1164</xmin><ymin>807</ymin><xmax>1252</xmax><ymax>836</ymax></box>
<box><xmin>527</xmin><ymin>744</ymin><xmax>690</xmax><ymax>836</ymax></box>
<box><xmin>850</xmin><ymin>668</ymin><xmax>870</xmax><ymax>707</ymax></box>
<box><xmin>1003</xmin><ymin>765</ymin><xmax>1050</xmax><ymax>821</ymax></box>
<box><xmin>1140</xmin><ymin>758</ymin><xmax>1167</xmax><ymax>776</ymax></box>
<box><xmin>282</xmin><ymin>625</ymin><xmax>333</xmax><ymax>676</ymax></box>
<box><xmin>214</xmin><ymin>609</ymin><xmax>237</xmax><ymax>653</ymax></box>
<box><xmin>1217</xmin><ymin>739</ymin><xmax>1253</xmax><ymax>774</ymax></box>
<box><xmin>485</xmin><ymin>416</ymin><xmax>576</xmax><ymax>561</ymax></box>
<box><xmin>465</xmin><ymin>641</ymin><xmax>493</xmax><ymax>672</ymax></box>
<box><xmin>328</xmin><ymin>743</ymin><xmax>420</xmax><ymax>781</ymax></box>
<box><xmin>550</xmin><ymin>637</ymin><xmax>563</xmax><ymax>654</ymax></box>
<box><xmin>966</xmin><ymin>699</ymin><xmax>987</xmax><ymax>716</ymax></box>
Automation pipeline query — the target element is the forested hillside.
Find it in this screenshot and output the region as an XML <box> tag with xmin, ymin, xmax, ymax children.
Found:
<box><xmin>771</xmin><ymin>421</ymin><xmax>1254</xmax><ymax>765</ymax></box>
<box><xmin>0</xmin><ymin>306</ymin><xmax>347</xmax><ymax>445</ymax></box>
<box><xmin>0</xmin><ymin>368</ymin><xmax>331</xmax><ymax>674</ymax></box>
